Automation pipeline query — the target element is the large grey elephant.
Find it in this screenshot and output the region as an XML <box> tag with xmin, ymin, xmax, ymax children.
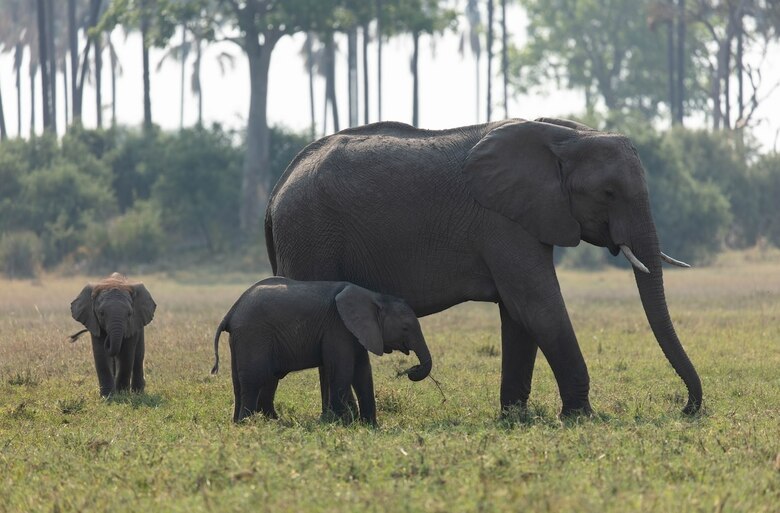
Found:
<box><xmin>265</xmin><ymin>118</ymin><xmax>702</xmax><ymax>417</ymax></box>
<box><xmin>70</xmin><ymin>273</ymin><xmax>156</xmax><ymax>397</ymax></box>
<box><xmin>211</xmin><ymin>277</ymin><xmax>432</xmax><ymax>424</ymax></box>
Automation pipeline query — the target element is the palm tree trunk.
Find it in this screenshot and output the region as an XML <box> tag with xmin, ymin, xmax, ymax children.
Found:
<box><xmin>500</xmin><ymin>0</ymin><xmax>508</xmax><ymax>118</ymax></box>
<box><xmin>195</xmin><ymin>38</ymin><xmax>203</xmax><ymax>128</ymax></box>
<box><xmin>140</xmin><ymin>0</ymin><xmax>152</xmax><ymax>131</ymax></box>
<box><xmin>324</xmin><ymin>32</ymin><xmax>339</xmax><ymax>133</ymax></box>
<box><xmin>179</xmin><ymin>27</ymin><xmax>187</xmax><ymax>129</ymax></box>
<box><xmin>110</xmin><ymin>34</ymin><xmax>117</xmax><ymax>127</ymax></box>
<box><xmin>63</xmin><ymin>58</ymin><xmax>70</xmax><ymax>127</ymax></box>
<box><xmin>68</xmin><ymin>0</ymin><xmax>78</xmax><ymax>123</ymax></box>
<box><xmin>15</xmin><ymin>44</ymin><xmax>23</xmax><ymax>137</ymax></box>
<box><xmin>667</xmin><ymin>15</ymin><xmax>676</xmax><ymax>125</ymax></box>
<box><xmin>46</xmin><ymin>0</ymin><xmax>57</xmax><ymax>134</ymax></box>
<box><xmin>29</xmin><ymin>64</ymin><xmax>37</xmax><ymax>137</ymax></box>
<box><xmin>37</xmin><ymin>0</ymin><xmax>53</xmax><ymax>132</ymax></box>
<box><xmin>362</xmin><ymin>22</ymin><xmax>370</xmax><ymax>125</ymax></box>
<box><xmin>0</xmin><ymin>84</ymin><xmax>7</xmax><ymax>141</ymax></box>
<box><xmin>348</xmin><ymin>27</ymin><xmax>358</xmax><ymax>127</ymax></box>
<box><xmin>486</xmin><ymin>0</ymin><xmax>494</xmax><ymax>122</ymax></box>
<box><xmin>306</xmin><ymin>34</ymin><xmax>315</xmax><ymax>139</ymax></box>
<box><xmin>411</xmin><ymin>31</ymin><xmax>419</xmax><ymax>127</ymax></box>
<box><xmin>376</xmin><ymin>0</ymin><xmax>383</xmax><ymax>121</ymax></box>
<box><xmin>95</xmin><ymin>33</ymin><xmax>103</xmax><ymax>128</ymax></box>
<box><xmin>675</xmin><ymin>0</ymin><xmax>685</xmax><ymax>125</ymax></box>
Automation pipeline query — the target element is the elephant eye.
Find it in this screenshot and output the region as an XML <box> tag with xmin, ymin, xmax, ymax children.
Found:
<box><xmin>127</xmin><ymin>311</ymin><xmax>133</xmax><ymax>318</ymax></box>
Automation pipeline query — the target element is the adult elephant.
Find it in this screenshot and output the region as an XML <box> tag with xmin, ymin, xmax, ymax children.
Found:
<box><xmin>264</xmin><ymin>118</ymin><xmax>702</xmax><ymax>417</ymax></box>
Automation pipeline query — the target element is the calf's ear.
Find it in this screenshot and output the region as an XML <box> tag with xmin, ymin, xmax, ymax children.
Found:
<box><xmin>335</xmin><ymin>285</ymin><xmax>384</xmax><ymax>356</ymax></box>
<box><xmin>71</xmin><ymin>285</ymin><xmax>100</xmax><ymax>337</ymax></box>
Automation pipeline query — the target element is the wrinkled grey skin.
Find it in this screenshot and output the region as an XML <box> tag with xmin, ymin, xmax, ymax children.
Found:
<box><xmin>265</xmin><ymin>118</ymin><xmax>702</xmax><ymax>417</ymax></box>
<box><xmin>70</xmin><ymin>274</ymin><xmax>156</xmax><ymax>397</ymax></box>
<box><xmin>212</xmin><ymin>277</ymin><xmax>432</xmax><ymax>424</ymax></box>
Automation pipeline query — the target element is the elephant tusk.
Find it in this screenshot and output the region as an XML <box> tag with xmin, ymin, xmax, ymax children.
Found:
<box><xmin>620</xmin><ymin>245</ymin><xmax>650</xmax><ymax>274</ymax></box>
<box><xmin>660</xmin><ymin>252</ymin><xmax>691</xmax><ymax>268</ymax></box>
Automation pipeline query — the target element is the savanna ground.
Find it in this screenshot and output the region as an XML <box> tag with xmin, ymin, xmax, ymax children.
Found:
<box><xmin>1</xmin><ymin>251</ymin><xmax>779</xmax><ymax>512</ymax></box>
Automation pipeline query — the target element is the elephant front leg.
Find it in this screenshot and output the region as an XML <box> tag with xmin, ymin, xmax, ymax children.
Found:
<box><xmin>91</xmin><ymin>336</ymin><xmax>115</xmax><ymax>397</ymax></box>
<box><xmin>131</xmin><ymin>334</ymin><xmax>145</xmax><ymax>393</ymax></box>
<box><xmin>351</xmin><ymin>348</ymin><xmax>377</xmax><ymax>426</ymax></box>
<box><xmin>318</xmin><ymin>366</ymin><xmax>358</xmax><ymax>418</ymax></box>
<box><xmin>321</xmin><ymin>342</ymin><xmax>357</xmax><ymax>423</ymax></box>
<box><xmin>498</xmin><ymin>303</ymin><xmax>538</xmax><ymax>415</ymax></box>
<box><xmin>114</xmin><ymin>339</ymin><xmax>136</xmax><ymax>393</ymax></box>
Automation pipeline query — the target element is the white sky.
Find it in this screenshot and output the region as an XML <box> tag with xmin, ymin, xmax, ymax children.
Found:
<box><xmin>1</xmin><ymin>6</ymin><xmax>778</xmax><ymax>151</ymax></box>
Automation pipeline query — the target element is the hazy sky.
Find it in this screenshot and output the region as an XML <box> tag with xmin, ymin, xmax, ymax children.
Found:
<box><xmin>1</xmin><ymin>7</ymin><xmax>778</xmax><ymax>151</ymax></box>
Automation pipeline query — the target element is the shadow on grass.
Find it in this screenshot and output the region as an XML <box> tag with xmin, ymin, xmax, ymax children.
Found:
<box><xmin>107</xmin><ymin>391</ymin><xmax>165</xmax><ymax>408</ymax></box>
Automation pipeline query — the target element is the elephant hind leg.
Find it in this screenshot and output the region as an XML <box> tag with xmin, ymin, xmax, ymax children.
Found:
<box><xmin>258</xmin><ymin>379</ymin><xmax>279</xmax><ymax>419</ymax></box>
<box><xmin>230</xmin><ymin>339</ymin><xmax>241</xmax><ymax>422</ymax></box>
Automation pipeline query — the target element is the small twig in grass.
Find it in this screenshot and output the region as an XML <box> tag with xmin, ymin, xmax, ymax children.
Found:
<box><xmin>395</xmin><ymin>368</ymin><xmax>447</xmax><ymax>403</ymax></box>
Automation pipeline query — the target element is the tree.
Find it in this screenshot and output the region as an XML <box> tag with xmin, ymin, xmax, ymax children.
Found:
<box><xmin>0</xmin><ymin>82</ymin><xmax>7</xmax><ymax>141</ymax></box>
<box><xmin>500</xmin><ymin>0</ymin><xmax>509</xmax><ymax>118</ymax></box>
<box><xmin>71</xmin><ymin>0</ymin><xmax>104</xmax><ymax>127</ymax></box>
<box><xmin>486</xmin><ymin>0</ymin><xmax>494</xmax><ymax>121</ymax></box>
<box><xmin>214</xmin><ymin>0</ymin><xmax>337</xmax><ymax>237</ymax></box>
<box><xmin>37</xmin><ymin>0</ymin><xmax>53</xmax><ymax>132</ymax></box>
<box><xmin>460</xmin><ymin>0</ymin><xmax>482</xmax><ymax>122</ymax></box>
<box><xmin>514</xmin><ymin>0</ymin><xmax>683</xmax><ymax>120</ymax></box>
<box><xmin>383</xmin><ymin>0</ymin><xmax>456</xmax><ymax>127</ymax></box>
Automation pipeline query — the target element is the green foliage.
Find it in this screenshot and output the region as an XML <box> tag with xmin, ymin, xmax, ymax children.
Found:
<box><xmin>633</xmin><ymin>130</ymin><xmax>733</xmax><ymax>264</ymax></box>
<box><xmin>153</xmin><ymin>126</ymin><xmax>242</xmax><ymax>251</ymax></box>
<box><xmin>752</xmin><ymin>153</ymin><xmax>780</xmax><ymax>248</ymax></box>
<box><xmin>104</xmin><ymin>200</ymin><xmax>165</xmax><ymax>266</ymax></box>
<box><xmin>0</xmin><ymin>231</ymin><xmax>42</xmax><ymax>278</ymax></box>
<box><xmin>268</xmin><ymin>125</ymin><xmax>313</xmax><ymax>187</ymax></box>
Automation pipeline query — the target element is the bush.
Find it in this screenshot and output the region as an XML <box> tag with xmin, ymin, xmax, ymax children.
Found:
<box><xmin>0</xmin><ymin>231</ymin><xmax>43</xmax><ymax>278</ymax></box>
<box><xmin>104</xmin><ymin>201</ymin><xmax>165</xmax><ymax>266</ymax></box>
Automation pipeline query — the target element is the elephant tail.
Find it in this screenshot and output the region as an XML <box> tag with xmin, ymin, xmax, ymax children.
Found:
<box><xmin>264</xmin><ymin>208</ymin><xmax>277</xmax><ymax>276</ymax></box>
<box><xmin>211</xmin><ymin>314</ymin><xmax>231</xmax><ymax>375</ymax></box>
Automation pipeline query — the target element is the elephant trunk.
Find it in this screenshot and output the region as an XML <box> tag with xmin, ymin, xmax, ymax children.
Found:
<box><xmin>630</xmin><ymin>217</ymin><xmax>702</xmax><ymax>414</ymax></box>
<box><xmin>106</xmin><ymin>319</ymin><xmax>125</xmax><ymax>357</ymax></box>
<box><xmin>403</xmin><ymin>329</ymin><xmax>432</xmax><ymax>382</ymax></box>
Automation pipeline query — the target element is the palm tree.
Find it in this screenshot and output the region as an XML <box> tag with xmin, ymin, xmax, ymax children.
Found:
<box><xmin>486</xmin><ymin>0</ymin><xmax>494</xmax><ymax>122</ymax></box>
<box><xmin>0</xmin><ymin>81</ymin><xmax>7</xmax><ymax>140</ymax></box>
<box><xmin>107</xmin><ymin>32</ymin><xmax>122</xmax><ymax>127</ymax></box>
<box><xmin>462</xmin><ymin>0</ymin><xmax>482</xmax><ymax>123</ymax></box>
<box><xmin>500</xmin><ymin>0</ymin><xmax>508</xmax><ymax>118</ymax></box>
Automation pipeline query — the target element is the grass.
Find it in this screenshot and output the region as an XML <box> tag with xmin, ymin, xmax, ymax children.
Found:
<box><xmin>1</xmin><ymin>254</ymin><xmax>779</xmax><ymax>512</ymax></box>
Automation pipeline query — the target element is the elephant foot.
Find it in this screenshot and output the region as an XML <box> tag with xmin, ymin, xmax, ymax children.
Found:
<box><xmin>559</xmin><ymin>400</ymin><xmax>593</xmax><ymax>419</ymax></box>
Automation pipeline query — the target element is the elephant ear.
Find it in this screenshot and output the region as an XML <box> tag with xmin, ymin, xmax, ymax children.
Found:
<box><xmin>71</xmin><ymin>285</ymin><xmax>100</xmax><ymax>337</ymax></box>
<box><xmin>131</xmin><ymin>284</ymin><xmax>156</xmax><ymax>332</ymax></box>
<box><xmin>463</xmin><ymin>120</ymin><xmax>581</xmax><ymax>247</ymax></box>
<box><xmin>335</xmin><ymin>285</ymin><xmax>384</xmax><ymax>356</ymax></box>
<box><xmin>534</xmin><ymin>117</ymin><xmax>597</xmax><ymax>132</ymax></box>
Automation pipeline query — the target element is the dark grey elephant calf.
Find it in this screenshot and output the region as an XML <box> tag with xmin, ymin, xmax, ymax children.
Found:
<box><xmin>70</xmin><ymin>273</ymin><xmax>156</xmax><ymax>397</ymax></box>
<box><xmin>211</xmin><ymin>277</ymin><xmax>432</xmax><ymax>424</ymax></box>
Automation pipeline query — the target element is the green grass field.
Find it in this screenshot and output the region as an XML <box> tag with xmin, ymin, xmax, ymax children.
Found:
<box><xmin>1</xmin><ymin>253</ymin><xmax>779</xmax><ymax>512</ymax></box>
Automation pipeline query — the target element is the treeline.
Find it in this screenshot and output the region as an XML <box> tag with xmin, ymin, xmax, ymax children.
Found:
<box><xmin>1</xmin><ymin>122</ymin><xmax>779</xmax><ymax>277</ymax></box>
<box><xmin>0</xmin><ymin>124</ymin><xmax>308</xmax><ymax>277</ymax></box>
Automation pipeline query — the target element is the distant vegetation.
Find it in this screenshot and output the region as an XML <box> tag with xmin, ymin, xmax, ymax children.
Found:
<box><xmin>0</xmin><ymin>121</ymin><xmax>779</xmax><ymax>277</ymax></box>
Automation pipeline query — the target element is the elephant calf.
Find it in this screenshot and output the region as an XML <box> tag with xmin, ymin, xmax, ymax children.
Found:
<box><xmin>211</xmin><ymin>277</ymin><xmax>432</xmax><ymax>424</ymax></box>
<box><xmin>70</xmin><ymin>273</ymin><xmax>156</xmax><ymax>397</ymax></box>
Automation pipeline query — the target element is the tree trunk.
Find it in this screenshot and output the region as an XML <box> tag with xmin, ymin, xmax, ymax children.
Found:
<box><xmin>475</xmin><ymin>50</ymin><xmax>481</xmax><ymax>122</ymax></box>
<box><xmin>195</xmin><ymin>38</ymin><xmax>203</xmax><ymax>128</ymax></box>
<box><xmin>376</xmin><ymin>0</ymin><xmax>383</xmax><ymax>122</ymax></box>
<box><xmin>711</xmin><ymin>61</ymin><xmax>721</xmax><ymax>130</ymax></box>
<box><xmin>95</xmin><ymin>32</ymin><xmax>103</xmax><ymax>129</ymax></box>
<box><xmin>179</xmin><ymin>27</ymin><xmax>187</xmax><ymax>129</ymax></box>
<box><xmin>239</xmin><ymin>39</ymin><xmax>276</xmax><ymax>237</ymax></box>
<box><xmin>0</xmin><ymin>84</ymin><xmax>7</xmax><ymax>141</ymax></box>
<box><xmin>110</xmin><ymin>34</ymin><xmax>117</xmax><ymax>127</ymax></box>
<box><xmin>68</xmin><ymin>0</ymin><xmax>78</xmax><ymax>123</ymax></box>
<box><xmin>37</xmin><ymin>0</ymin><xmax>53</xmax><ymax>132</ymax></box>
<box><xmin>362</xmin><ymin>23</ymin><xmax>370</xmax><ymax>125</ymax></box>
<box><xmin>306</xmin><ymin>34</ymin><xmax>315</xmax><ymax>139</ymax></box>
<box><xmin>675</xmin><ymin>0</ymin><xmax>685</xmax><ymax>125</ymax></box>
<box><xmin>486</xmin><ymin>0</ymin><xmax>494</xmax><ymax>122</ymax></box>
<box><xmin>15</xmin><ymin>44</ymin><xmax>23</xmax><ymax>137</ymax></box>
<box><xmin>141</xmin><ymin>4</ymin><xmax>152</xmax><ymax>131</ymax></box>
<box><xmin>348</xmin><ymin>27</ymin><xmax>358</xmax><ymax>127</ymax></box>
<box><xmin>411</xmin><ymin>31</ymin><xmax>420</xmax><ymax>127</ymax></box>
<box><xmin>63</xmin><ymin>58</ymin><xmax>70</xmax><ymax>127</ymax></box>
<box><xmin>74</xmin><ymin>0</ymin><xmax>101</xmax><ymax>126</ymax></box>
<box><xmin>46</xmin><ymin>0</ymin><xmax>57</xmax><ymax>134</ymax></box>
<box><xmin>29</xmin><ymin>64</ymin><xmax>37</xmax><ymax>137</ymax></box>
<box><xmin>667</xmin><ymin>14</ymin><xmax>676</xmax><ymax>125</ymax></box>
<box><xmin>324</xmin><ymin>32</ymin><xmax>339</xmax><ymax>133</ymax></box>
<box><xmin>500</xmin><ymin>0</ymin><xmax>508</xmax><ymax>118</ymax></box>
<box><xmin>736</xmin><ymin>12</ymin><xmax>743</xmax><ymax>123</ymax></box>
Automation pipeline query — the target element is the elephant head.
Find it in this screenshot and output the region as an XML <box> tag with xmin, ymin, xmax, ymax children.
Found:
<box><xmin>463</xmin><ymin>118</ymin><xmax>702</xmax><ymax>414</ymax></box>
<box><xmin>71</xmin><ymin>273</ymin><xmax>156</xmax><ymax>357</ymax></box>
<box><xmin>335</xmin><ymin>285</ymin><xmax>432</xmax><ymax>381</ymax></box>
